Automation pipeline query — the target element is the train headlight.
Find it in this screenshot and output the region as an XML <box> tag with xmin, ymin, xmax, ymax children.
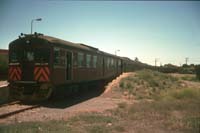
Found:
<box><xmin>26</xmin><ymin>40</ymin><xmax>30</xmax><ymax>44</ymax></box>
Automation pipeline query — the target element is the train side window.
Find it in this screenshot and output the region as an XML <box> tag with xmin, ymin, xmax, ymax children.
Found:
<box><xmin>54</xmin><ymin>47</ymin><xmax>60</xmax><ymax>65</ymax></box>
<box><xmin>86</xmin><ymin>54</ymin><xmax>91</xmax><ymax>68</ymax></box>
<box><xmin>78</xmin><ymin>52</ymin><xmax>84</xmax><ymax>67</ymax></box>
<box><xmin>107</xmin><ymin>58</ymin><xmax>110</xmax><ymax>69</ymax></box>
<box><xmin>111</xmin><ymin>58</ymin><xmax>114</xmax><ymax>68</ymax></box>
<box><xmin>113</xmin><ymin>59</ymin><xmax>116</xmax><ymax>68</ymax></box>
<box><xmin>118</xmin><ymin>60</ymin><xmax>121</xmax><ymax>67</ymax></box>
<box><xmin>60</xmin><ymin>49</ymin><xmax>65</xmax><ymax>66</ymax></box>
<box><xmin>73</xmin><ymin>52</ymin><xmax>78</xmax><ymax>67</ymax></box>
<box><xmin>93</xmin><ymin>56</ymin><xmax>97</xmax><ymax>68</ymax></box>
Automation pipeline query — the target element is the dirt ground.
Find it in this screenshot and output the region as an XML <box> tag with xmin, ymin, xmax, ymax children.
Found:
<box><xmin>0</xmin><ymin>73</ymin><xmax>134</xmax><ymax>124</ymax></box>
<box><xmin>0</xmin><ymin>72</ymin><xmax>200</xmax><ymax>133</ymax></box>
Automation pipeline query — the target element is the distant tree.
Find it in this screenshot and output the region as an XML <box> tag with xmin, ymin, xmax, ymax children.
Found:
<box><xmin>182</xmin><ymin>64</ymin><xmax>189</xmax><ymax>68</ymax></box>
<box><xmin>190</xmin><ymin>64</ymin><xmax>195</xmax><ymax>67</ymax></box>
<box><xmin>134</xmin><ymin>57</ymin><xmax>139</xmax><ymax>62</ymax></box>
<box><xmin>159</xmin><ymin>63</ymin><xmax>179</xmax><ymax>73</ymax></box>
<box><xmin>164</xmin><ymin>64</ymin><xmax>178</xmax><ymax>67</ymax></box>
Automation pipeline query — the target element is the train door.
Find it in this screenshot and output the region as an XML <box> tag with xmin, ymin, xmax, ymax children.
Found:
<box><xmin>66</xmin><ymin>51</ymin><xmax>72</xmax><ymax>80</ymax></box>
<box><xmin>117</xmin><ymin>59</ymin><xmax>119</xmax><ymax>74</ymax></box>
<box><xmin>120</xmin><ymin>59</ymin><xmax>123</xmax><ymax>73</ymax></box>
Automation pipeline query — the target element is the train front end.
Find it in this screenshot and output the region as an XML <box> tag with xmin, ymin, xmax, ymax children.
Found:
<box><xmin>8</xmin><ymin>34</ymin><xmax>53</xmax><ymax>101</ymax></box>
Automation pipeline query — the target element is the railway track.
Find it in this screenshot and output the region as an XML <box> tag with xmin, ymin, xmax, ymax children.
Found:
<box><xmin>0</xmin><ymin>100</ymin><xmax>41</xmax><ymax>121</ymax></box>
<box><xmin>0</xmin><ymin>100</ymin><xmax>21</xmax><ymax>108</ymax></box>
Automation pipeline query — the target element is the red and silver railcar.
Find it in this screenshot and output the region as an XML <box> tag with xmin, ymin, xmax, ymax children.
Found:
<box><xmin>8</xmin><ymin>33</ymin><xmax>123</xmax><ymax>100</ymax></box>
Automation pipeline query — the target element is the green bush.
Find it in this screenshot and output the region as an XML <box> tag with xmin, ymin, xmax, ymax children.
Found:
<box><xmin>118</xmin><ymin>69</ymin><xmax>181</xmax><ymax>100</ymax></box>
<box><xmin>171</xmin><ymin>88</ymin><xmax>200</xmax><ymax>100</ymax></box>
<box><xmin>137</xmin><ymin>69</ymin><xmax>178</xmax><ymax>89</ymax></box>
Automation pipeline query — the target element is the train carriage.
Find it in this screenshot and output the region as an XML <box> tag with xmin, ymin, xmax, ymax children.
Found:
<box><xmin>8</xmin><ymin>33</ymin><xmax>123</xmax><ymax>101</ymax></box>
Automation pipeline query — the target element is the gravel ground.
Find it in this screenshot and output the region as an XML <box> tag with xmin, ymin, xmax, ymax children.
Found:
<box><xmin>0</xmin><ymin>73</ymin><xmax>134</xmax><ymax>124</ymax></box>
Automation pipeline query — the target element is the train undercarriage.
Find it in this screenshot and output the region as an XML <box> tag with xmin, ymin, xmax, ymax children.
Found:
<box><xmin>9</xmin><ymin>82</ymin><xmax>53</xmax><ymax>101</ymax></box>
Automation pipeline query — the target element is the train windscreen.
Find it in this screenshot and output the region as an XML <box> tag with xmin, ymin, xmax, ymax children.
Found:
<box><xmin>10</xmin><ymin>48</ymin><xmax>50</xmax><ymax>63</ymax></box>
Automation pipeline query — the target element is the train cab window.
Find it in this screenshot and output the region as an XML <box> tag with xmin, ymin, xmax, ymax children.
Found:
<box><xmin>26</xmin><ymin>51</ymin><xmax>34</xmax><ymax>61</ymax></box>
<box><xmin>23</xmin><ymin>50</ymin><xmax>34</xmax><ymax>62</ymax></box>
<box><xmin>86</xmin><ymin>54</ymin><xmax>91</xmax><ymax>68</ymax></box>
<box><xmin>10</xmin><ymin>52</ymin><xmax>17</xmax><ymax>62</ymax></box>
<box><xmin>10</xmin><ymin>50</ymin><xmax>21</xmax><ymax>63</ymax></box>
<box><xmin>93</xmin><ymin>56</ymin><xmax>97</xmax><ymax>68</ymax></box>
<box><xmin>35</xmin><ymin>49</ymin><xmax>50</xmax><ymax>63</ymax></box>
<box><xmin>78</xmin><ymin>52</ymin><xmax>84</xmax><ymax>67</ymax></box>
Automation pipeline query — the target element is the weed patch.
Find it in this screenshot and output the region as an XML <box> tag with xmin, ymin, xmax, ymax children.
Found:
<box><xmin>0</xmin><ymin>121</ymin><xmax>72</xmax><ymax>133</ymax></box>
<box><xmin>119</xmin><ymin>69</ymin><xmax>181</xmax><ymax>99</ymax></box>
<box><xmin>86</xmin><ymin>125</ymin><xmax>110</xmax><ymax>133</ymax></box>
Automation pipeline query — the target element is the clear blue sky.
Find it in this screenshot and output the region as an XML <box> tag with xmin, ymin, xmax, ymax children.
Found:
<box><xmin>0</xmin><ymin>0</ymin><xmax>200</xmax><ymax>65</ymax></box>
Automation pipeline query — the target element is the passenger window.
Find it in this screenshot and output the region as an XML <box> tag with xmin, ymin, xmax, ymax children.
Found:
<box><xmin>60</xmin><ymin>49</ymin><xmax>65</xmax><ymax>66</ymax></box>
<box><xmin>107</xmin><ymin>58</ymin><xmax>110</xmax><ymax>69</ymax></box>
<box><xmin>53</xmin><ymin>47</ymin><xmax>66</xmax><ymax>66</ymax></box>
<box><xmin>35</xmin><ymin>49</ymin><xmax>50</xmax><ymax>63</ymax></box>
<box><xmin>54</xmin><ymin>47</ymin><xmax>60</xmax><ymax>65</ymax></box>
<box><xmin>86</xmin><ymin>54</ymin><xmax>91</xmax><ymax>68</ymax></box>
<box><xmin>118</xmin><ymin>60</ymin><xmax>121</xmax><ymax>67</ymax></box>
<box><xmin>111</xmin><ymin>58</ymin><xmax>114</xmax><ymax>67</ymax></box>
<box><xmin>73</xmin><ymin>52</ymin><xmax>78</xmax><ymax>67</ymax></box>
<box><xmin>78</xmin><ymin>52</ymin><xmax>84</xmax><ymax>67</ymax></box>
<box><xmin>93</xmin><ymin>56</ymin><xmax>97</xmax><ymax>68</ymax></box>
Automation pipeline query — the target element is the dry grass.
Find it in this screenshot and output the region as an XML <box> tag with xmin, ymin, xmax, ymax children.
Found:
<box><xmin>111</xmin><ymin>87</ymin><xmax>200</xmax><ymax>132</ymax></box>
<box><xmin>119</xmin><ymin>69</ymin><xmax>181</xmax><ymax>99</ymax></box>
<box><xmin>0</xmin><ymin>70</ymin><xmax>200</xmax><ymax>133</ymax></box>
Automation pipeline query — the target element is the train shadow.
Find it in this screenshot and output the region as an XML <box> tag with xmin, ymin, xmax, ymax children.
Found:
<box><xmin>0</xmin><ymin>86</ymin><xmax>9</xmax><ymax>105</ymax></box>
<box><xmin>0</xmin><ymin>78</ymin><xmax>114</xmax><ymax>119</ymax></box>
<box><xmin>40</xmin><ymin>80</ymin><xmax>110</xmax><ymax>109</ymax></box>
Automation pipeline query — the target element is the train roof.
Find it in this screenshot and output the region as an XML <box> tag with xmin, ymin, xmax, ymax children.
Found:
<box><xmin>39</xmin><ymin>35</ymin><xmax>119</xmax><ymax>58</ymax></box>
<box><xmin>37</xmin><ymin>34</ymin><xmax>100</xmax><ymax>53</ymax></box>
<box><xmin>10</xmin><ymin>33</ymin><xmax>100</xmax><ymax>53</ymax></box>
<box><xmin>11</xmin><ymin>33</ymin><xmax>122</xmax><ymax>58</ymax></box>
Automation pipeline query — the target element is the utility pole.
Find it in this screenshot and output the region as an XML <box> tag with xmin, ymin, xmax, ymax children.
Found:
<box><xmin>155</xmin><ymin>58</ymin><xmax>159</xmax><ymax>67</ymax></box>
<box><xmin>31</xmin><ymin>18</ymin><xmax>42</xmax><ymax>34</ymax></box>
<box><xmin>185</xmin><ymin>57</ymin><xmax>189</xmax><ymax>65</ymax></box>
<box><xmin>115</xmin><ymin>50</ymin><xmax>120</xmax><ymax>56</ymax></box>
